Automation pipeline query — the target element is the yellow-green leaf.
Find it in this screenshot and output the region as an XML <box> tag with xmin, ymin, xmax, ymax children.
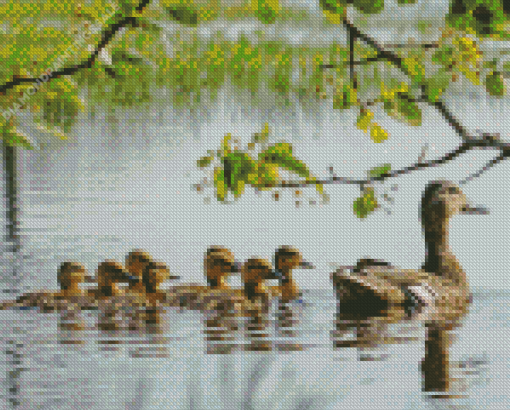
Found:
<box><xmin>356</xmin><ymin>110</ymin><xmax>374</xmax><ymax>132</ymax></box>
<box><xmin>214</xmin><ymin>167</ymin><xmax>227</xmax><ymax>201</ymax></box>
<box><xmin>484</xmin><ymin>71</ymin><xmax>505</xmax><ymax>97</ymax></box>
<box><xmin>368</xmin><ymin>163</ymin><xmax>391</xmax><ymax>178</ymax></box>
<box><xmin>353</xmin><ymin>187</ymin><xmax>378</xmax><ymax>218</ymax></box>
<box><xmin>333</xmin><ymin>84</ymin><xmax>357</xmax><ymax>110</ymax></box>
<box><xmin>370</xmin><ymin>123</ymin><xmax>389</xmax><ymax>143</ymax></box>
<box><xmin>197</xmin><ymin>156</ymin><xmax>213</xmax><ymax>168</ymax></box>
<box><xmin>2</xmin><ymin>126</ymin><xmax>36</xmax><ymax>149</ymax></box>
<box><xmin>260</xmin><ymin>143</ymin><xmax>310</xmax><ymax>178</ymax></box>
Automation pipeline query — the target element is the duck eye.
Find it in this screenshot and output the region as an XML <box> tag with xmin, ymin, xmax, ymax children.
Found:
<box><xmin>448</xmin><ymin>187</ymin><xmax>459</xmax><ymax>195</ymax></box>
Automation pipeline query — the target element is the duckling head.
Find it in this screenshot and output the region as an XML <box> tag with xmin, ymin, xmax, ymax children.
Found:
<box><xmin>242</xmin><ymin>258</ymin><xmax>277</xmax><ymax>302</ymax></box>
<box><xmin>421</xmin><ymin>181</ymin><xmax>488</xmax><ymax>224</ymax></box>
<box><xmin>97</xmin><ymin>260</ymin><xmax>132</xmax><ymax>296</ymax></box>
<box><xmin>273</xmin><ymin>246</ymin><xmax>315</xmax><ymax>281</ymax></box>
<box><xmin>125</xmin><ymin>249</ymin><xmax>153</xmax><ymax>287</ymax></box>
<box><xmin>57</xmin><ymin>262</ymin><xmax>87</xmax><ymax>291</ymax></box>
<box><xmin>204</xmin><ymin>248</ymin><xmax>242</xmax><ymax>288</ymax></box>
<box><xmin>142</xmin><ymin>260</ymin><xmax>179</xmax><ymax>293</ymax></box>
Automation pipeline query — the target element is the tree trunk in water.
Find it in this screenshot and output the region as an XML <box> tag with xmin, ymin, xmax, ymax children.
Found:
<box><xmin>2</xmin><ymin>141</ymin><xmax>20</xmax><ymax>294</ymax></box>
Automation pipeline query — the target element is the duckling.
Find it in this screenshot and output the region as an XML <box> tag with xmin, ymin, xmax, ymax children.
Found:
<box><xmin>0</xmin><ymin>262</ymin><xmax>93</xmax><ymax>311</ymax></box>
<box><xmin>169</xmin><ymin>247</ymin><xmax>242</xmax><ymax>309</ymax></box>
<box><xmin>141</xmin><ymin>260</ymin><xmax>180</xmax><ymax>305</ymax></box>
<box><xmin>87</xmin><ymin>260</ymin><xmax>133</xmax><ymax>301</ymax></box>
<box><xmin>331</xmin><ymin>180</ymin><xmax>488</xmax><ymax>391</ymax></box>
<box><xmin>268</xmin><ymin>246</ymin><xmax>315</xmax><ymax>304</ymax></box>
<box><xmin>125</xmin><ymin>249</ymin><xmax>153</xmax><ymax>296</ymax></box>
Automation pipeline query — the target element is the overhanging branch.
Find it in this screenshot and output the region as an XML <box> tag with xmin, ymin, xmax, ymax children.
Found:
<box><xmin>0</xmin><ymin>0</ymin><xmax>151</xmax><ymax>95</ymax></box>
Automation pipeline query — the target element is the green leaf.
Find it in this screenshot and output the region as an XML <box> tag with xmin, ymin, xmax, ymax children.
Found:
<box><xmin>197</xmin><ymin>156</ymin><xmax>213</xmax><ymax>168</ymax></box>
<box><xmin>397</xmin><ymin>0</ymin><xmax>416</xmax><ymax>4</ymax></box>
<box><xmin>431</xmin><ymin>46</ymin><xmax>454</xmax><ymax>67</ymax></box>
<box><xmin>253</xmin><ymin>0</ymin><xmax>280</xmax><ymax>24</ymax></box>
<box><xmin>484</xmin><ymin>71</ymin><xmax>505</xmax><ymax>97</ymax></box>
<box><xmin>368</xmin><ymin>164</ymin><xmax>391</xmax><ymax>178</ymax></box>
<box><xmin>353</xmin><ymin>188</ymin><xmax>378</xmax><ymax>218</ymax></box>
<box><xmin>222</xmin><ymin>151</ymin><xmax>256</xmax><ymax>193</ymax></box>
<box><xmin>166</xmin><ymin>6</ymin><xmax>199</xmax><ymax>25</ymax></box>
<box><xmin>425</xmin><ymin>70</ymin><xmax>451</xmax><ymax>103</ymax></box>
<box><xmin>333</xmin><ymin>84</ymin><xmax>357</xmax><ymax>110</ymax></box>
<box><xmin>352</xmin><ymin>0</ymin><xmax>385</xmax><ymax>14</ymax></box>
<box><xmin>396</xmin><ymin>94</ymin><xmax>422</xmax><ymax>126</ymax></box>
<box><xmin>2</xmin><ymin>126</ymin><xmax>35</xmax><ymax>150</ymax></box>
<box><xmin>319</xmin><ymin>0</ymin><xmax>347</xmax><ymax>14</ymax></box>
<box><xmin>353</xmin><ymin>197</ymin><xmax>368</xmax><ymax>218</ymax></box>
<box><xmin>214</xmin><ymin>167</ymin><xmax>227</xmax><ymax>201</ymax></box>
<box><xmin>260</xmin><ymin>143</ymin><xmax>310</xmax><ymax>178</ymax></box>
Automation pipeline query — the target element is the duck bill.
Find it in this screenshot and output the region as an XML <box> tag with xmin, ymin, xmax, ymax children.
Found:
<box><xmin>84</xmin><ymin>275</ymin><xmax>97</xmax><ymax>284</ymax></box>
<box><xmin>274</xmin><ymin>269</ymin><xmax>287</xmax><ymax>282</ymax></box>
<box><xmin>231</xmin><ymin>261</ymin><xmax>243</xmax><ymax>274</ymax></box>
<box><xmin>300</xmin><ymin>259</ymin><xmax>315</xmax><ymax>269</ymax></box>
<box><xmin>168</xmin><ymin>274</ymin><xmax>180</xmax><ymax>280</ymax></box>
<box><xmin>461</xmin><ymin>204</ymin><xmax>489</xmax><ymax>215</ymax></box>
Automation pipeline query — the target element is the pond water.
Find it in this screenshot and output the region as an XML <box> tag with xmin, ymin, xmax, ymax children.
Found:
<box><xmin>0</xmin><ymin>289</ymin><xmax>508</xmax><ymax>409</ymax></box>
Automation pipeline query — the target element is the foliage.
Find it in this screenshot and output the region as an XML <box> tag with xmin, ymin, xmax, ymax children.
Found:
<box><xmin>195</xmin><ymin>124</ymin><xmax>326</xmax><ymax>204</ymax></box>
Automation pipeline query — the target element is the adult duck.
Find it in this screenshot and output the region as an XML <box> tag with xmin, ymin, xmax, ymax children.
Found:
<box><xmin>0</xmin><ymin>262</ymin><xmax>94</xmax><ymax>311</ymax></box>
<box><xmin>331</xmin><ymin>180</ymin><xmax>488</xmax><ymax>391</ymax></box>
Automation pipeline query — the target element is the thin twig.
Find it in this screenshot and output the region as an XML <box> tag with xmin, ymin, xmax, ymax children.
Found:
<box><xmin>459</xmin><ymin>154</ymin><xmax>507</xmax><ymax>185</ymax></box>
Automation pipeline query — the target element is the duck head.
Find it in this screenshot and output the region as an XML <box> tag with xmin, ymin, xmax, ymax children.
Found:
<box><xmin>57</xmin><ymin>262</ymin><xmax>88</xmax><ymax>294</ymax></box>
<box><xmin>242</xmin><ymin>258</ymin><xmax>277</xmax><ymax>302</ymax></box>
<box><xmin>142</xmin><ymin>260</ymin><xmax>179</xmax><ymax>294</ymax></box>
<box><xmin>273</xmin><ymin>246</ymin><xmax>315</xmax><ymax>282</ymax></box>
<box><xmin>97</xmin><ymin>260</ymin><xmax>132</xmax><ymax>297</ymax></box>
<box><xmin>421</xmin><ymin>180</ymin><xmax>489</xmax><ymax>223</ymax></box>
<box><xmin>125</xmin><ymin>249</ymin><xmax>153</xmax><ymax>288</ymax></box>
<box><xmin>204</xmin><ymin>247</ymin><xmax>242</xmax><ymax>289</ymax></box>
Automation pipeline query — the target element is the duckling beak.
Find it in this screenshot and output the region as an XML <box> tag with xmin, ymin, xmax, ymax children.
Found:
<box><xmin>461</xmin><ymin>204</ymin><xmax>489</xmax><ymax>215</ymax></box>
<box><xmin>274</xmin><ymin>269</ymin><xmax>286</xmax><ymax>281</ymax></box>
<box><xmin>168</xmin><ymin>272</ymin><xmax>180</xmax><ymax>280</ymax></box>
<box><xmin>232</xmin><ymin>261</ymin><xmax>242</xmax><ymax>274</ymax></box>
<box><xmin>300</xmin><ymin>259</ymin><xmax>315</xmax><ymax>269</ymax></box>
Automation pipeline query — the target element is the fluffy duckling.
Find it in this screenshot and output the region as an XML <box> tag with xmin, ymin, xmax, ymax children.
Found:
<box><xmin>125</xmin><ymin>249</ymin><xmax>153</xmax><ymax>295</ymax></box>
<box><xmin>268</xmin><ymin>246</ymin><xmax>315</xmax><ymax>304</ymax></box>
<box><xmin>87</xmin><ymin>260</ymin><xmax>133</xmax><ymax>300</ymax></box>
<box><xmin>0</xmin><ymin>262</ymin><xmax>93</xmax><ymax>311</ymax></box>
<box><xmin>331</xmin><ymin>180</ymin><xmax>488</xmax><ymax>391</ymax></box>
<box><xmin>169</xmin><ymin>247</ymin><xmax>242</xmax><ymax>309</ymax></box>
<box><xmin>178</xmin><ymin>257</ymin><xmax>277</xmax><ymax>314</ymax></box>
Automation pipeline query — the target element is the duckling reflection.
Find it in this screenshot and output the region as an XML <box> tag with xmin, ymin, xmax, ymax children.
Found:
<box><xmin>127</xmin><ymin>260</ymin><xmax>179</xmax><ymax>335</ymax></box>
<box><xmin>202</xmin><ymin>258</ymin><xmax>279</xmax><ymax>353</ymax></box>
<box><xmin>91</xmin><ymin>260</ymin><xmax>133</xmax><ymax>333</ymax></box>
<box><xmin>269</xmin><ymin>246</ymin><xmax>315</xmax><ymax>351</ymax></box>
<box><xmin>0</xmin><ymin>262</ymin><xmax>94</xmax><ymax>312</ymax></box>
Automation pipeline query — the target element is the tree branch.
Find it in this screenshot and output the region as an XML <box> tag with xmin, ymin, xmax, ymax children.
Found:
<box><xmin>271</xmin><ymin>135</ymin><xmax>510</xmax><ymax>189</ymax></box>
<box><xmin>0</xmin><ymin>0</ymin><xmax>151</xmax><ymax>95</ymax></box>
